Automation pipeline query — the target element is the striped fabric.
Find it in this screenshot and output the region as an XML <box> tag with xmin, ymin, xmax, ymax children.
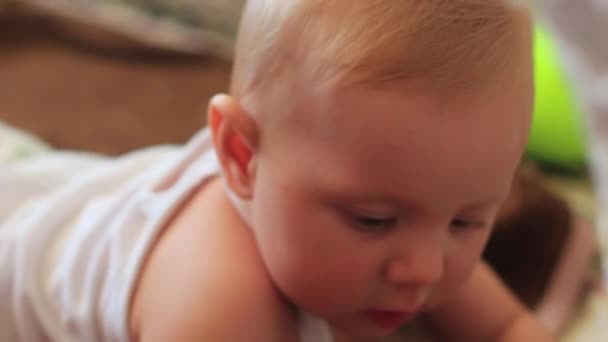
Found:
<box><xmin>13</xmin><ymin>0</ymin><xmax>245</xmax><ymax>58</ymax></box>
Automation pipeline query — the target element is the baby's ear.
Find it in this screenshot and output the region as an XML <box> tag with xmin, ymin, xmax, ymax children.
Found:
<box><xmin>208</xmin><ymin>94</ymin><xmax>259</xmax><ymax>199</ymax></box>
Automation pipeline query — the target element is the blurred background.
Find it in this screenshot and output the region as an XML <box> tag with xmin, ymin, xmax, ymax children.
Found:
<box><xmin>0</xmin><ymin>0</ymin><xmax>240</xmax><ymax>155</ymax></box>
<box><xmin>0</xmin><ymin>1</ymin><xmax>605</xmax><ymax>341</ymax></box>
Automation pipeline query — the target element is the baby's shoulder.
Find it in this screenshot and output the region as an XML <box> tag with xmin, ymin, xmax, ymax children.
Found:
<box><xmin>130</xmin><ymin>178</ymin><xmax>298</xmax><ymax>341</ymax></box>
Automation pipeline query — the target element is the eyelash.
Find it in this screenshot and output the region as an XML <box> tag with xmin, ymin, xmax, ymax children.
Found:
<box><xmin>450</xmin><ymin>218</ymin><xmax>482</xmax><ymax>231</ymax></box>
<box><xmin>346</xmin><ymin>209</ymin><xmax>484</xmax><ymax>233</ymax></box>
<box><xmin>352</xmin><ymin>214</ymin><xmax>397</xmax><ymax>231</ymax></box>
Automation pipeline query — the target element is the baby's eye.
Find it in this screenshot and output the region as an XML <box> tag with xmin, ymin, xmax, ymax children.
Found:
<box><xmin>450</xmin><ymin>218</ymin><xmax>481</xmax><ymax>232</ymax></box>
<box><xmin>352</xmin><ymin>215</ymin><xmax>397</xmax><ymax>231</ymax></box>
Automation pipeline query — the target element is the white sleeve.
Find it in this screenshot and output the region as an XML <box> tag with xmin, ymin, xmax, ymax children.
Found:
<box><xmin>0</xmin><ymin>152</ymin><xmax>107</xmax><ymax>221</ymax></box>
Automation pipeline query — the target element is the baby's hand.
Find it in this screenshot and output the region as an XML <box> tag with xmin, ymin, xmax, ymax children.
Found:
<box><xmin>421</xmin><ymin>262</ymin><xmax>554</xmax><ymax>341</ymax></box>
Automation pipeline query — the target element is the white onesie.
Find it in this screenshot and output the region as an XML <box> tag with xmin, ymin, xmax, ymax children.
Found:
<box><xmin>0</xmin><ymin>127</ymin><xmax>332</xmax><ymax>342</ymax></box>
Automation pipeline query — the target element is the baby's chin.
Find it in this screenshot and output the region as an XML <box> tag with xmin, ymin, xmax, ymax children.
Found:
<box><xmin>332</xmin><ymin>326</ymin><xmax>395</xmax><ymax>342</ymax></box>
<box><xmin>327</xmin><ymin>314</ymin><xmax>410</xmax><ymax>342</ymax></box>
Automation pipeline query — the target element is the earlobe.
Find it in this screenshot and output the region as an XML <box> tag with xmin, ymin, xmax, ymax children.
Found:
<box><xmin>207</xmin><ymin>94</ymin><xmax>258</xmax><ymax>199</ymax></box>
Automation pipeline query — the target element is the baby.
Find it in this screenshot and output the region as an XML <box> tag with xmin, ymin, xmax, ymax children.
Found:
<box><xmin>0</xmin><ymin>0</ymin><xmax>553</xmax><ymax>341</ymax></box>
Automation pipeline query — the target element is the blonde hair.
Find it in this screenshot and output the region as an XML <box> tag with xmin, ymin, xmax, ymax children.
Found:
<box><xmin>231</xmin><ymin>0</ymin><xmax>530</xmax><ymax>99</ymax></box>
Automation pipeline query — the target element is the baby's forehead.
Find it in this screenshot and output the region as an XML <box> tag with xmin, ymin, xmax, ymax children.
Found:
<box><xmin>270</xmin><ymin>90</ymin><xmax>524</xmax><ymax>208</ymax></box>
<box><xmin>298</xmin><ymin>77</ymin><xmax>527</xmax><ymax>116</ymax></box>
<box><xmin>261</xmin><ymin>78</ymin><xmax>530</xmax><ymax>148</ymax></box>
<box><xmin>255</xmin><ymin>79</ymin><xmax>529</xmax><ymax>208</ymax></box>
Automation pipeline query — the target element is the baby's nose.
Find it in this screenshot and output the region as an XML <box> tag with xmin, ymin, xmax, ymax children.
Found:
<box><xmin>384</xmin><ymin>245</ymin><xmax>444</xmax><ymax>286</ymax></box>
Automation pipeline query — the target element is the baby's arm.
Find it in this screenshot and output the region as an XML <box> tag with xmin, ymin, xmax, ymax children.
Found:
<box><xmin>133</xmin><ymin>268</ymin><xmax>291</xmax><ymax>342</ymax></box>
<box><xmin>421</xmin><ymin>262</ymin><xmax>554</xmax><ymax>341</ymax></box>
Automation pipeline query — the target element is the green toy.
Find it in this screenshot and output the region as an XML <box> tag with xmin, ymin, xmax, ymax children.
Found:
<box><xmin>527</xmin><ymin>27</ymin><xmax>588</xmax><ymax>171</ymax></box>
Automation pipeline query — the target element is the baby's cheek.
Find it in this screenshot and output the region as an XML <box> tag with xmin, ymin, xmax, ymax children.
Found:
<box><xmin>289</xmin><ymin>255</ymin><xmax>375</xmax><ymax>314</ymax></box>
<box><xmin>327</xmin><ymin>256</ymin><xmax>370</xmax><ymax>283</ymax></box>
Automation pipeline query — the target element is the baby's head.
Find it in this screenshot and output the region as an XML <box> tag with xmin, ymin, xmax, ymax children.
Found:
<box><xmin>210</xmin><ymin>0</ymin><xmax>533</xmax><ymax>339</ymax></box>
